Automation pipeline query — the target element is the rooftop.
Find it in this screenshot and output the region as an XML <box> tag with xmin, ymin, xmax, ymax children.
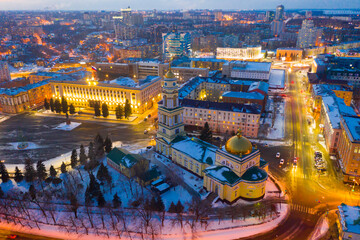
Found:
<box><xmin>180</xmin><ymin>98</ymin><xmax>262</xmax><ymax>114</ymax></box>
<box><xmin>341</xmin><ymin>116</ymin><xmax>360</xmax><ymax>143</ymax></box>
<box><xmin>171</xmin><ymin>137</ymin><xmax>217</xmax><ymax>165</ymax></box>
<box><xmin>338</xmin><ymin>203</ymin><xmax>360</xmax><ymax>234</ymax></box>
<box><xmin>222</xmin><ymin>91</ymin><xmax>265</xmax><ymax>100</ymax></box>
<box><xmin>203</xmin><ymin>166</ymin><xmax>241</xmax><ymax>185</ymax></box>
<box><xmin>106</xmin><ymin>147</ymin><xmax>143</xmax><ymax>169</ymax></box>
<box><xmin>226</xmin><ymin>61</ymin><xmax>272</xmax><ymax>73</ymax></box>
<box><xmin>269</xmin><ymin>69</ymin><xmax>285</xmax><ymax>89</ymax></box>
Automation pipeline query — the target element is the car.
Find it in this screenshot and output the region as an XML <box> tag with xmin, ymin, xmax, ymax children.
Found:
<box><xmin>7</xmin><ymin>235</ymin><xmax>17</xmax><ymax>239</ymax></box>
<box><xmin>280</xmin><ymin>159</ymin><xmax>284</xmax><ymax>165</ymax></box>
<box><xmin>276</xmin><ymin>152</ymin><xmax>281</xmax><ymax>158</ymax></box>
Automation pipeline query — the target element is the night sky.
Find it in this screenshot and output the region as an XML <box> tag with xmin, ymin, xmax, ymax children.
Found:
<box><xmin>0</xmin><ymin>0</ymin><xmax>359</xmax><ymax>11</ymax></box>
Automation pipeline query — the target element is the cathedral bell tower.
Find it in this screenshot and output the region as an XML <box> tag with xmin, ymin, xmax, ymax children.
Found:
<box><xmin>155</xmin><ymin>66</ymin><xmax>185</xmax><ymax>156</ymax></box>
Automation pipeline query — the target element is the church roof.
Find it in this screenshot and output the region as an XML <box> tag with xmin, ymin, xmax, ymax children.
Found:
<box><xmin>203</xmin><ymin>166</ymin><xmax>241</xmax><ymax>185</ymax></box>
<box><xmin>171</xmin><ymin>137</ymin><xmax>217</xmax><ymax>165</ymax></box>
<box><xmin>241</xmin><ymin>166</ymin><xmax>268</xmax><ymax>182</ymax></box>
<box><xmin>225</xmin><ymin>129</ymin><xmax>253</xmax><ymax>156</ymax></box>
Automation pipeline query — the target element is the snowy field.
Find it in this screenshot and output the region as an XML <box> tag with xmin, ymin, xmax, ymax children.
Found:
<box><xmin>7</xmin><ymin>142</ymin><xmax>43</xmax><ymax>151</ymax></box>
<box><xmin>0</xmin><ymin>115</ymin><xmax>10</xmax><ymax>123</ymax></box>
<box><xmin>53</xmin><ymin>122</ymin><xmax>82</xmax><ymax>131</ymax></box>
<box><xmin>0</xmin><ymin>142</ymin><xmax>290</xmax><ymax>240</ymax></box>
<box><xmin>0</xmin><ymin>202</ymin><xmax>289</xmax><ymax>240</ymax></box>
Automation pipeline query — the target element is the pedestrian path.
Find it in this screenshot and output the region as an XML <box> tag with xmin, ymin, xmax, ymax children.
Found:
<box><xmin>291</xmin><ymin>203</ymin><xmax>316</xmax><ymax>215</ymax></box>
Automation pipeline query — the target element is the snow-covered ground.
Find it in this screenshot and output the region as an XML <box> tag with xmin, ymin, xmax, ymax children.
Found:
<box><xmin>53</xmin><ymin>122</ymin><xmax>82</xmax><ymax>131</ymax></box>
<box><xmin>309</xmin><ymin>214</ymin><xmax>329</xmax><ymax>240</ymax></box>
<box><xmin>0</xmin><ymin>115</ymin><xmax>10</xmax><ymax>123</ymax></box>
<box><xmin>7</xmin><ymin>142</ymin><xmax>44</xmax><ymax>151</ymax></box>
<box><xmin>267</xmin><ymin>99</ymin><xmax>285</xmax><ymax>140</ymax></box>
<box><xmin>152</xmin><ymin>152</ymin><xmax>206</xmax><ymax>198</ymax></box>
<box><xmin>0</xmin><ymin>142</ymin><xmax>290</xmax><ymax>240</ymax></box>
<box><xmin>4</xmin><ymin>141</ymin><xmax>123</xmax><ymax>173</ymax></box>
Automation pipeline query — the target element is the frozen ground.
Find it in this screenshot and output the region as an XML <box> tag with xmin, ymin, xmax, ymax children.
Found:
<box><xmin>260</xmin><ymin>97</ymin><xmax>286</xmax><ymax>140</ymax></box>
<box><xmin>53</xmin><ymin>122</ymin><xmax>82</xmax><ymax>131</ymax></box>
<box><xmin>0</xmin><ymin>113</ymin><xmax>153</xmax><ymax>164</ymax></box>
<box><xmin>0</xmin><ymin>202</ymin><xmax>289</xmax><ymax>240</ymax></box>
<box><xmin>7</xmin><ymin>142</ymin><xmax>43</xmax><ymax>151</ymax></box>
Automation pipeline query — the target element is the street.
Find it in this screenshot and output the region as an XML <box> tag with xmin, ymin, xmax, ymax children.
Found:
<box><xmin>243</xmin><ymin>67</ymin><xmax>360</xmax><ymax>239</ymax></box>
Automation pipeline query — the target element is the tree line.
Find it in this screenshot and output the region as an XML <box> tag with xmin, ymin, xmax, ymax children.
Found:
<box><xmin>44</xmin><ymin>97</ymin><xmax>132</xmax><ymax>119</ymax></box>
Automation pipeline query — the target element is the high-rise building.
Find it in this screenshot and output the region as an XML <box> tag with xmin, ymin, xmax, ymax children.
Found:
<box><xmin>121</xmin><ymin>6</ymin><xmax>132</xmax><ymax>25</ymax></box>
<box><xmin>306</xmin><ymin>10</ymin><xmax>312</xmax><ymax>19</ymax></box>
<box><xmin>0</xmin><ymin>62</ymin><xmax>11</xmax><ymax>82</ymax></box>
<box><xmin>162</xmin><ymin>32</ymin><xmax>191</xmax><ymax>60</ymax></box>
<box><xmin>265</xmin><ymin>11</ymin><xmax>275</xmax><ymax>22</ymax></box>
<box><xmin>297</xmin><ymin>19</ymin><xmax>323</xmax><ymax>48</ymax></box>
<box><xmin>271</xmin><ymin>20</ymin><xmax>285</xmax><ymax>37</ymax></box>
<box><xmin>271</xmin><ymin>5</ymin><xmax>285</xmax><ymax>36</ymax></box>
<box><xmin>275</xmin><ymin>5</ymin><xmax>284</xmax><ymax>21</ymax></box>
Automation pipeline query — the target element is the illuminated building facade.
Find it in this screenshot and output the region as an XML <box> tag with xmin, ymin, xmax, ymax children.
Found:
<box><xmin>0</xmin><ymin>62</ymin><xmax>11</xmax><ymax>82</ymax></box>
<box><xmin>216</xmin><ymin>46</ymin><xmax>262</xmax><ymax>61</ymax></box>
<box><xmin>0</xmin><ymin>80</ymin><xmax>51</xmax><ymax>114</ymax></box>
<box><xmin>49</xmin><ymin>76</ymin><xmax>161</xmax><ymax>114</ymax></box>
<box><xmin>182</xmin><ymin>98</ymin><xmax>261</xmax><ymax>137</ymax></box>
<box><xmin>156</xmin><ymin>70</ymin><xmax>268</xmax><ymax>203</ymax></box>
<box><xmin>297</xmin><ymin>19</ymin><xmax>323</xmax><ymax>48</ymax></box>
<box><xmin>338</xmin><ymin>116</ymin><xmax>360</xmax><ymax>182</ymax></box>
<box><xmin>222</xmin><ymin>61</ymin><xmax>272</xmax><ymax>81</ymax></box>
<box><xmin>162</xmin><ymin>32</ymin><xmax>191</xmax><ymax>60</ymax></box>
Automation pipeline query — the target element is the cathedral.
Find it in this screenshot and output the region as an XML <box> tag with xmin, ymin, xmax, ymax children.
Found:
<box><xmin>156</xmin><ymin>69</ymin><xmax>269</xmax><ymax>203</ymax></box>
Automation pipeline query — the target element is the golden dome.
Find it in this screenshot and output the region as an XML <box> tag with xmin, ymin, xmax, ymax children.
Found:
<box><xmin>225</xmin><ymin>129</ymin><xmax>253</xmax><ymax>156</ymax></box>
<box><xmin>165</xmin><ymin>70</ymin><xmax>175</xmax><ymax>79</ymax></box>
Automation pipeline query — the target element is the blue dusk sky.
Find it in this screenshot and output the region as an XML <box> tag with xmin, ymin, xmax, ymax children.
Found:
<box><xmin>0</xmin><ymin>0</ymin><xmax>359</xmax><ymax>11</ymax></box>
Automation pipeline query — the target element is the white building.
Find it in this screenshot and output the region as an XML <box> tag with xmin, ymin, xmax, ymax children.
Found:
<box><xmin>297</xmin><ymin>19</ymin><xmax>323</xmax><ymax>49</ymax></box>
<box><xmin>222</xmin><ymin>61</ymin><xmax>272</xmax><ymax>81</ymax></box>
<box><xmin>216</xmin><ymin>46</ymin><xmax>262</xmax><ymax>60</ymax></box>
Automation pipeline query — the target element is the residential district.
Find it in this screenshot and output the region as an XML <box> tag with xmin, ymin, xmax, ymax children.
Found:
<box><xmin>0</xmin><ymin>4</ymin><xmax>360</xmax><ymax>240</ymax></box>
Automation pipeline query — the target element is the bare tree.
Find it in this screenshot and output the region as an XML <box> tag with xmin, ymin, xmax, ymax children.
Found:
<box><xmin>137</xmin><ymin>199</ymin><xmax>153</xmax><ymax>233</ymax></box>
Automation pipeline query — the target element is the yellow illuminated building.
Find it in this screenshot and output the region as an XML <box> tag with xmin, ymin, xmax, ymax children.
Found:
<box><xmin>156</xmin><ymin>69</ymin><xmax>268</xmax><ymax>203</ymax></box>
<box><xmin>338</xmin><ymin>116</ymin><xmax>360</xmax><ymax>183</ymax></box>
<box><xmin>49</xmin><ymin>76</ymin><xmax>162</xmax><ymax>114</ymax></box>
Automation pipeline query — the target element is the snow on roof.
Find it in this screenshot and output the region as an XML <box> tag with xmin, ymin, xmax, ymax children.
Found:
<box><xmin>323</xmin><ymin>94</ymin><xmax>356</xmax><ymax>129</ymax></box>
<box><xmin>313</xmin><ymin>84</ymin><xmax>352</xmax><ymax>96</ymax></box>
<box><xmin>228</xmin><ymin>61</ymin><xmax>271</xmax><ymax>72</ymax></box>
<box><xmin>107</xmin><ymin>147</ymin><xmax>142</xmax><ymax>169</ymax></box>
<box><xmin>342</xmin><ymin>116</ymin><xmax>360</xmax><ymax>142</ymax></box>
<box><xmin>156</xmin><ymin>183</ymin><xmax>170</xmax><ymax>192</ymax></box>
<box><xmin>248</xmin><ymin>81</ymin><xmax>269</xmax><ymax>94</ymax></box>
<box><xmin>222</xmin><ymin>91</ymin><xmax>265</xmax><ymax>100</ymax></box>
<box><xmin>178</xmin><ymin>76</ymin><xmax>231</xmax><ymax>99</ymax></box>
<box><xmin>0</xmin><ymin>80</ymin><xmax>49</xmax><ymax>96</ymax></box>
<box><xmin>269</xmin><ymin>69</ymin><xmax>285</xmax><ymax>89</ymax></box>
<box><xmin>180</xmin><ymin>98</ymin><xmax>262</xmax><ymax>114</ymax></box>
<box><xmin>241</xmin><ymin>166</ymin><xmax>268</xmax><ymax>182</ymax></box>
<box><xmin>110</xmin><ymin>77</ymin><xmax>137</xmax><ymax>87</ymax></box>
<box><xmin>171</xmin><ymin>137</ymin><xmax>217</xmax><ymax>164</ymax></box>
<box><xmin>338</xmin><ymin>204</ymin><xmax>360</xmax><ymax>234</ymax></box>
<box><xmin>204</xmin><ymin>166</ymin><xmax>241</xmax><ymax>185</ymax></box>
<box><xmin>229</xmin><ymin>80</ymin><xmax>254</xmax><ymax>86</ymax></box>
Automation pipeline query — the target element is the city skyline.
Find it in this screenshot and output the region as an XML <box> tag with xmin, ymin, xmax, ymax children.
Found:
<box><xmin>0</xmin><ymin>0</ymin><xmax>360</xmax><ymax>11</ymax></box>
